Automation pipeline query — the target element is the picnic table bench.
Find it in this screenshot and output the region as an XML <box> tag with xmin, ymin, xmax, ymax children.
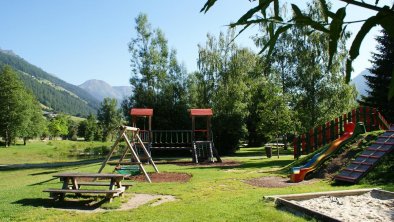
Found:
<box><xmin>43</xmin><ymin>173</ymin><xmax>131</xmax><ymax>202</ymax></box>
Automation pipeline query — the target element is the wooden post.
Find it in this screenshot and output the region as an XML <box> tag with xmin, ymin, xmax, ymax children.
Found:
<box><xmin>191</xmin><ymin>116</ymin><xmax>195</xmax><ymax>142</ymax></box>
<box><xmin>305</xmin><ymin>132</ymin><xmax>310</xmax><ymax>154</ymax></box>
<box><xmin>330</xmin><ymin>120</ymin><xmax>335</xmax><ymax>141</ymax></box>
<box><xmin>301</xmin><ymin>134</ymin><xmax>306</xmax><ymax>155</ymax></box>
<box><xmin>122</xmin><ymin>133</ymin><xmax>152</xmax><ymax>183</ymax></box>
<box><xmin>293</xmin><ymin>137</ymin><xmax>298</xmax><ymax>158</ymax></box>
<box><xmin>314</xmin><ymin>127</ymin><xmax>318</xmax><ymax>150</ymax></box>
<box><xmin>98</xmin><ymin>127</ymin><xmax>127</xmax><ymax>174</ymax></box>
<box><xmin>148</xmin><ymin>115</ymin><xmax>152</xmax><ymax>143</ymax></box>
<box><xmin>207</xmin><ymin>116</ymin><xmax>211</xmax><ymax>140</ymax></box>
<box><xmin>318</xmin><ymin>126</ymin><xmax>323</xmax><ymax>147</ymax></box>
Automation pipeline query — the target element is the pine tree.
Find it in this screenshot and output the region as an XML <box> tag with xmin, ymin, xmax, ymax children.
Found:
<box><xmin>360</xmin><ymin>30</ymin><xmax>394</xmax><ymax>122</ymax></box>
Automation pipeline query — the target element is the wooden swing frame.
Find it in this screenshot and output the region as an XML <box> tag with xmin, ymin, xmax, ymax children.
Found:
<box><xmin>98</xmin><ymin>126</ymin><xmax>159</xmax><ymax>183</ymax></box>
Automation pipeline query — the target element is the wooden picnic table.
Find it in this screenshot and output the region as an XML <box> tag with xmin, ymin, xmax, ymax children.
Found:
<box><xmin>44</xmin><ymin>173</ymin><xmax>128</xmax><ymax>202</ymax></box>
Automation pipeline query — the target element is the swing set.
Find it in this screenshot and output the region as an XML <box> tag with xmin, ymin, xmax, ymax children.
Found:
<box><xmin>98</xmin><ymin>108</ymin><xmax>221</xmax><ymax>183</ymax></box>
<box><xmin>130</xmin><ymin>108</ymin><xmax>221</xmax><ymax>163</ymax></box>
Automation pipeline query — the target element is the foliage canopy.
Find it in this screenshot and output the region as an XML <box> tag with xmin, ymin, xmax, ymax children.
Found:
<box><xmin>201</xmin><ymin>0</ymin><xmax>394</xmax><ymax>99</ymax></box>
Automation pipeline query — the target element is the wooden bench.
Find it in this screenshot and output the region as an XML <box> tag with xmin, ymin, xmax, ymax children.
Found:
<box><xmin>44</xmin><ymin>173</ymin><xmax>127</xmax><ymax>202</ymax></box>
<box><xmin>43</xmin><ymin>187</ymin><xmax>125</xmax><ymax>200</ymax></box>
<box><xmin>76</xmin><ymin>181</ymin><xmax>133</xmax><ymax>189</ymax></box>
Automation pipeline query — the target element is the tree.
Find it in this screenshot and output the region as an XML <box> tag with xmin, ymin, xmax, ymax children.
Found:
<box><xmin>252</xmin><ymin>1</ymin><xmax>357</xmax><ymax>132</ymax></box>
<box><xmin>191</xmin><ymin>31</ymin><xmax>265</xmax><ymax>152</ymax></box>
<box><xmin>360</xmin><ymin>30</ymin><xmax>394</xmax><ymax>122</ymax></box>
<box><xmin>124</xmin><ymin>13</ymin><xmax>190</xmax><ymax>130</ymax></box>
<box><xmin>255</xmin><ymin>79</ymin><xmax>295</xmax><ymax>143</ymax></box>
<box><xmin>0</xmin><ymin>65</ymin><xmax>44</xmax><ymax>146</ymax></box>
<box><xmin>78</xmin><ymin>114</ymin><xmax>99</xmax><ymax>141</ymax></box>
<box><xmin>97</xmin><ymin>98</ymin><xmax>122</xmax><ymax>141</ymax></box>
<box><xmin>284</xmin><ymin>17</ymin><xmax>357</xmax><ymax>132</ymax></box>
<box><xmin>201</xmin><ymin>0</ymin><xmax>394</xmax><ymax>98</ymax></box>
<box><xmin>48</xmin><ymin>114</ymin><xmax>69</xmax><ymax>139</ymax></box>
<box><xmin>19</xmin><ymin>94</ymin><xmax>47</xmax><ymax>145</ymax></box>
<box><xmin>67</xmin><ymin>119</ymin><xmax>79</xmax><ymax>141</ymax></box>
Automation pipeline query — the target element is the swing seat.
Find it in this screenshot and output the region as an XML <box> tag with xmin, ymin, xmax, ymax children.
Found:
<box><xmin>115</xmin><ymin>165</ymin><xmax>140</xmax><ymax>176</ymax></box>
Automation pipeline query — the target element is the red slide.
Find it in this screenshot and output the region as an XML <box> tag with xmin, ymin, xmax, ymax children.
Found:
<box><xmin>290</xmin><ymin>122</ymin><xmax>355</xmax><ymax>183</ymax></box>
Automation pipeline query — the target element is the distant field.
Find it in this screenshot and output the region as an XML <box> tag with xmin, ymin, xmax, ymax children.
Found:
<box><xmin>0</xmin><ymin>140</ymin><xmax>112</xmax><ymax>165</ymax></box>
<box><xmin>0</xmin><ymin>140</ymin><xmax>392</xmax><ymax>222</ymax></box>
<box><xmin>69</xmin><ymin>115</ymin><xmax>86</xmax><ymax>123</ymax></box>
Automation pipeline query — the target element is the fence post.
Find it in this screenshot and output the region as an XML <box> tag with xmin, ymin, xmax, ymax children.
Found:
<box><xmin>305</xmin><ymin>132</ymin><xmax>310</xmax><ymax>154</ymax></box>
<box><xmin>318</xmin><ymin>126</ymin><xmax>323</xmax><ymax>147</ymax></box>
<box><xmin>372</xmin><ymin>108</ymin><xmax>378</xmax><ymax>130</ymax></box>
<box><xmin>293</xmin><ymin>137</ymin><xmax>298</xmax><ymax>158</ymax></box>
<box><xmin>298</xmin><ymin>135</ymin><xmax>302</xmax><ymax>157</ymax></box>
<box><xmin>309</xmin><ymin>129</ymin><xmax>314</xmax><ymax>152</ymax></box>
<box><xmin>339</xmin><ymin>115</ymin><xmax>344</xmax><ymax>135</ymax></box>
<box><xmin>330</xmin><ymin>120</ymin><xmax>335</xmax><ymax>141</ymax></box>
<box><xmin>326</xmin><ymin>122</ymin><xmax>331</xmax><ymax>144</ymax></box>
<box><xmin>314</xmin><ymin>127</ymin><xmax>318</xmax><ymax>150</ymax></box>
<box><xmin>352</xmin><ymin>110</ymin><xmax>356</xmax><ymax>123</ymax></box>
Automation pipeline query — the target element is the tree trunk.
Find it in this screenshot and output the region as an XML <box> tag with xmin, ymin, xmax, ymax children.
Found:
<box><xmin>5</xmin><ymin>130</ymin><xmax>9</xmax><ymax>147</ymax></box>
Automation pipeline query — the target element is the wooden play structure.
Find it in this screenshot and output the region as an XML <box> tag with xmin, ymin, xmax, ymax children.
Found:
<box><xmin>130</xmin><ymin>108</ymin><xmax>221</xmax><ymax>163</ymax></box>
<box><xmin>98</xmin><ymin>125</ymin><xmax>159</xmax><ymax>183</ymax></box>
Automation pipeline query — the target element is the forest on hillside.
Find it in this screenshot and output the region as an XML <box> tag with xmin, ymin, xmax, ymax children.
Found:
<box><xmin>0</xmin><ymin>49</ymin><xmax>99</xmax><ymax>116</ymax></box>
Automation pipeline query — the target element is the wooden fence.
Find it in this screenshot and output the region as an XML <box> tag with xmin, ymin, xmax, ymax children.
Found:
<box><xmin>137</xmin><ymin>129</ymin><xmax>209</xmax><ymax>149</ymax></box>
<box><xmin>293</xmin><ymin>106</ymin><xmax>390</xmax><ymax>158</ymax></box>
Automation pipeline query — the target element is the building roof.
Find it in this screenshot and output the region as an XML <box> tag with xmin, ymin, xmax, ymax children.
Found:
<box><xmin>130</xmin><ymin>108</ymin><xmax>153</xmax><ymax>116</ymax></box>
<box><xmin>189</xmin><ymin>108</ymin><xmax>213</xmax><ymax>116</ymax></box>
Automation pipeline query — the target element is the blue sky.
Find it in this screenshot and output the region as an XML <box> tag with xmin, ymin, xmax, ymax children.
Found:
<box><xmin>0</xmin><ymin>0</ymin><xmax>380</xmax><ymax>86</ymax></box>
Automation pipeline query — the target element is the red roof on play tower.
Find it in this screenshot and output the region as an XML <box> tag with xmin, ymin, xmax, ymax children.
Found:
<box><xmin>130</xmin><ymin>108</ymin><xmax>153</xmax><ymax>116</ymax></box>
<box><xmin>189</xmin><ymin>108</ymin><xmax>213</xmax><ymax>116</ymax></box>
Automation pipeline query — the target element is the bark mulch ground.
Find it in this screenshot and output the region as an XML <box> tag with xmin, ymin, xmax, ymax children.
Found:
<box><xmin>244</xmin><ymin>176</ymin><xmax>319</xmax><ymax>188</ymax></box>
<box><xmin>128</xmin><ymin>172</ymin><xmax>192</xmax><ymax>183</ymax></box>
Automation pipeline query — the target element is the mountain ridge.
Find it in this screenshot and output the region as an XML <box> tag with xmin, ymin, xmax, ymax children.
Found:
<box><xmin>0</xmin><ymin>48</ymin><xmax>100</xmax><ymax>116</ymax></box>
<box><xmin>351</xmin><ymin>69</ymin><xmax>371</xmax><ymax>99</ymax></box>
<box><xmin>79</xmin><ymin>79</ymin><xmax>132</xmax><ymax>104</ymax></box>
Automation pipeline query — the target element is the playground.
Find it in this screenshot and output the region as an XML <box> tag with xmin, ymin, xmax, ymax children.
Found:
<box><xmin>0</xmin><ymin>107</ymin><xmax>393</xmax><ymax>221</ymax></box>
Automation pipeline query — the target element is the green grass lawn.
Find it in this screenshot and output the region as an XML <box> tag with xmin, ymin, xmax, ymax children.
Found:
<box><xmin>0</xmin><ymin>140</ymin><xmax>391</xmax><ymax>222</ymax></box>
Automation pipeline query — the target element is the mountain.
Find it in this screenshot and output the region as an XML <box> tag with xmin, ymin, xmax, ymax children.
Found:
<box><xmin>79</xmin><ymin>79</ymin><xmax>132</xmax><ymax>104</ymax></box>
<box><xmin>351</xmin><ymin>69</ymin><xmax>371</xmax><ymax>99</ymax></box>
<box><xmin>0</xmin><ymin>48</ymin><xmax>100</xmax><ymax>116</ymax></box>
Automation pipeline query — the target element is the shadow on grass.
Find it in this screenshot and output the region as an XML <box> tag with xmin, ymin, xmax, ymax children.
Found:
<box><xmin>181</xmin><ymin>158</ymin><xmax>294</xmax><ymax>172</ymax></box>
<box><xmin>14</xmin><ymin>196</ymin><xmax>106</xmax><ymax>211</ymax></box>
<box><xmin>28</xmin><ymin>177</ymin><xmax>58</xmax><ymax>186</ymax></box>
<box><xmin>226</xmin><ymin>149</ymin><xmax>265</xmax><ymax>157</ymax></box>
<box><xmin>0</xmin><ymin>158</ymin><xmax>104</xmax><ymax>171</ymax></box>
<box><xmin>226</xmin><ymin>147</ymin><xmax>294</xmax><ymax>158</ymax></box>
<box><xmin>30</xmin><ymin>170</ymin><xmax>60</xmax><ymax>176</ymax></box>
